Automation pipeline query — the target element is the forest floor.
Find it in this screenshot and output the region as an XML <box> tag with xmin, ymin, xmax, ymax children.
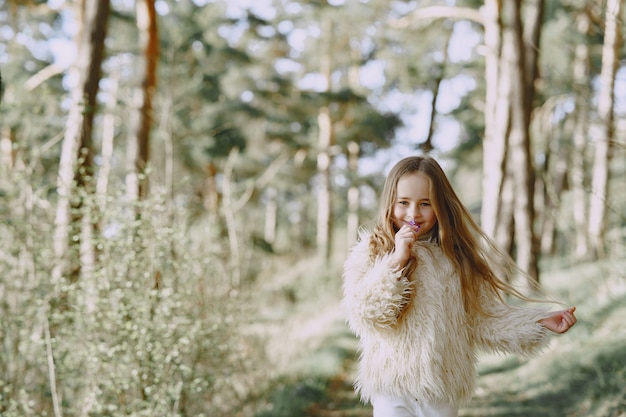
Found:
<box><xmin>254</xmin><ymin>254</ymin><xmax>626</xmax><ymax>417</ymax></box>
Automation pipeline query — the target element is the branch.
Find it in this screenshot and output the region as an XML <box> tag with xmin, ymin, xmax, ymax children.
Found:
<box><xmin>43</xmin><ymin>315</ymin><xmax>63</xmax><ymax>417</ymax></box>
<box><xmin>223</xmin><ymin>147</ymin><xmax>241</xmax><ymax>286</ymax></box>
<box><xmin>234</xmin><ymin>150</ymin><xmax>290</xmax><ymax>212</ymax></box>
<box><xmin>25</xmin><ymin>64</ymin><xmax>65</xmax><ymax>91</ymax></box>
<box><xmin>388</xmin><ymin>5</ymin><xmax>484</xmax><ymax>29</ymax></box>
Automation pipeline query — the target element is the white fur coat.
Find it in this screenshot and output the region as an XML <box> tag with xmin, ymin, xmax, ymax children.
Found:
<box><xmin>341</xmin><ymin>232</ymin><xmax>550</xmax><ymax>405</ymax></box>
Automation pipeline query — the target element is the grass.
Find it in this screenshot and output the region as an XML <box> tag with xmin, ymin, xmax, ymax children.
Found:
<box><xmin>252</xmin><ymin>253</ymin><xmax>626</xmax><ymax>417</ymax></box>
<box><xmin>462</xmin><ymin>256</ymin><xmax>626</xmax><ymax>417</ymax></box>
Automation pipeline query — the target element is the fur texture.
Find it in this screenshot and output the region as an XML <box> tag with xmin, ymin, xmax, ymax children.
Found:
<box><xmin>341</xmin><ymin>232</ymin><xmax>550</xmax><ymax>405</ymax></box>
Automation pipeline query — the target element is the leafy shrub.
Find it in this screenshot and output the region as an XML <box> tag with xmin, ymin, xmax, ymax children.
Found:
<box><xmin>0</xmin><ymin>178</ymin><xmax>263</xmax><ymax>417</ymax></box>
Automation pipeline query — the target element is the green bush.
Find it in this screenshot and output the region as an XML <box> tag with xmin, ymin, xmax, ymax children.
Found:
<box><xmin>0</xmin><ymin>177</ymin><xmax>262</xmax><ymax>417</ymax></box>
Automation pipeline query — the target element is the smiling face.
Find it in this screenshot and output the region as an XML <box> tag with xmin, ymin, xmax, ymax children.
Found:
<box><xmin>392</xmin><ymin>172</ymin><xmax>438</xmax><ymax>236</ymax></box>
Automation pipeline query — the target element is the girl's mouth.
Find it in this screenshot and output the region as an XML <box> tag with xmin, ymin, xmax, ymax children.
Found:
<box><xmin>408</xmin><ymin>219</ymin><xmax>421</xmax><ymax>231</ymax></box>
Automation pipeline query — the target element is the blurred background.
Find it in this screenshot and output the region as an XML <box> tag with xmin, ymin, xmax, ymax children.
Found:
<box><xmin>0</xmin><ymin>0</ymin><xmax>624</xmax><ymax>416</ymax></box>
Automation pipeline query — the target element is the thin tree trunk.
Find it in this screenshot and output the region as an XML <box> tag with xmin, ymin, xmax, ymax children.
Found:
<box><xmin>541</xmin><ymin>145</ymin><xmax>570</xmax><ymax>255</ymax></box>
<box><xmin>571</xmin><ymin>8</ymin><xmax>592</xmax><ymax>257</ymax></box>
<box><xmin>316</xmin><ymin>16</ymin><xmax>334</xmax><ymax>261</ymax></box>
<box><xmin>136</xmin><ymin>0</ymin><xmax>158</xmax><ymax>200</ymax></box>
<box><xmin>203</xmin><ymin>163</ymin><xmax>220</xmax><ymax>214</ymax></box>
<box><xmin>494</xmin><ymin>164</ymin><xmax>515</xmax><ymax>254</ymax></box>
<box><xmin>512</xmin><ymin>0</ymin><xmax>541</xmax><ymax>285</ymax></box>
<box><xmin>345</xmin><ymin>45</ymin><xmax>363</xmax><ymax>250</ymax></box>
<box><xmin>346</xmin><ymin>141</ymin><xmax>360</xmax><ymax>249</ymax></box>
<box><xmin>316</xmin><ymin>106</ymin><xmax>333</xmax><ymax>261</ymax></box>
<box><xmin>96</xmin><ymin>68</ymin><xmax>119</xmax><ymax>205</ymax></box>
<box><xmin>522</xmin><ymin>0</ymin><xmax>543</xmax><ymax>111</ymax></box>
<box><xmin>126</xmin><ymin>0</ymin><xmax>159</xmax><ymax>202</ymax></box>
<box><xmin>588</xmin><ymin>0</ymin><xmax>621</xmax><ymax>259</ymax></box>
<box><xmin>159</xmin><ymin>98</ymin><xmax>174</xmax><ymax>200</ymax></box>
<box><xmin>0</xmin><ymin>126</ymin><xmax>15</xmax><ymax>172</ymax></box>
<box><xmin>523</xmin><ymin>0</ymin><xmax>544</xmax><ymax>257</ymax></box>
<box><xmin>481</xmin><ymin>0</ymin><xmax>509</xmax><ymax>241</ymax></box>
<box><xmin>423</xmin><ymin>27</ymin><xmax>452</xmax><ymax>153</ymax></box>
<box><xmin>52</xmin><ymin>0</ymin><xmax>110</xmax><ymax>283</ymax></box>
<box><xmin>125</xmin><ymin>104</ymin><xmax>139</xmax><ymax>201</ymax></box>
<box><xmin>223</xmin><ymin>148</ymin><xmax>242</xmax><ymax>286</ymax></box>
<box><xmin>502</xmin><ymin>1</ymin><xmax>539</xmax><ymax>280</ymax></box>
<box><xmin>264</xmin><ymin>187</ymin><xmax>278</xmax><ymax>245</ymax></box>
<box><xmin>537</xmin><ymin>99</ymin><xmax>569</xmax><ymax>255</ymax></box>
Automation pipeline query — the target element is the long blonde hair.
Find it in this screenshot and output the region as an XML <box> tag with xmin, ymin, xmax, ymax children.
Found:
<box><xmin>369</xmin><ymin>155</ymin><xmax>542</xmax><ymax>316</ymax></box>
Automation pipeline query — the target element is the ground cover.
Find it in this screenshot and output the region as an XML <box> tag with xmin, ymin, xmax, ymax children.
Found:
<box><xmin>253</xmin><ymin>256</ymin><xmax>626</xmax><ymax>417</ymax></box>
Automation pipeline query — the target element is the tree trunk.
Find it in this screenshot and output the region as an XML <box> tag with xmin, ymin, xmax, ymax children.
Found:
<box><xmin>346</xmin><ymin>141</ymin><xmax>360</xmax><ymax>249</ymax></box>
<box><xmin>316</xmin><ymin>106</ymin><xmax>334</xmax><ymax>261</ymax></box>
<box><xmin>481</xmin><ymin>0</ymin><xmax>509</xmax><ymax>241</ymax></box>
<box><xmin>264</xmin><ymin>187</ymin><xmax>278</xmax><ymax>245</ymax></box>
<box><xmin>136</xmin><ymin>0</ymin><xmax>158</xmax><ymax>200</ymax></box>
<box><xmin>542</xmin><ymin>146</ymin><xmax>569</xmax><ymax>255</ymax></box>
<box><xmin>510</xmin><ymin>0</ymin><xmax>540</xmax><ymax>286</ymax></box>
<box><xmin>537</xmin><ymin>102</ymin><xmax>569</xmax><ymax>256</ymax></box>
<box><xmin>522</xmin><ymin>0</ymin><xmax>543</xmax><ymax>111</ymax></box>
<box><xmin>0</xmin><ymin>126</ymin><xmax>16</xmax><ymax>173</ymax></box>
<box><xmin>126</xmin><ymin>0</ymin><xmax>159</xmax><ymax>202</ymax></box>
<box><xmin>316</xmin><ymin>16</ymin><xmax>334</xmax><ymax>261</ymax></box>
<box><xmin>423</xmin><ymin>27</ymin><xmax>452</xmax><ymax>154</ymax></box>
<box><xmin>494</xmin><ymin>164</ymin><xmax>515</xmax><ymax>254</ymax></box>
<box><xmin>570</xmin><ymin>8</ymin><xmax>592</xmax><ymax>257</ymax></box>
<box><xmin>522</xmin><ymin>0</ymin><xmax>545</xmax><ymax>257</ymax></box>
<box><xmin>588</xmin><ymin>0</ymin><xmax>621</xmax><ymax>259</ymax></box>
<box><xmin>223</xmin><ymin>148</ymin><xmax>242</xmax><ymax>286</ymax></box>
<box><xmin>96</xmin><ymin>68</ymin><xmax>119</xmax><ymax>206</ymax></box>
<box><xmin>52</xmin><ymin>0</ymin><xmax>110</xmax><ymax>283</ymax></box>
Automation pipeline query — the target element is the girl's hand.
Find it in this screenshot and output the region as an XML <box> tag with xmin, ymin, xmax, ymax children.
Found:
<box><xmin>538</xmin><ymin>307</ymin><xmax>577</xmax><ymax>334</ymax></box>
<box><xmin>390</xmin><ymin>225</ymin><xmax>417</xmax><ymax>271</ymax></box>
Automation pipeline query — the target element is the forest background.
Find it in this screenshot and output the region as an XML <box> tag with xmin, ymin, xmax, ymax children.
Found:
<box><xmin>0</xmin><ymin>0</ymin><xmax>624</xmax><ymax>416</ymax></box>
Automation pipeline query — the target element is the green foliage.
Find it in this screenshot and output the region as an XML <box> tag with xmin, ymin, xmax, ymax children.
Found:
<box><xmin>0</xmin><ymin>175</ymin><xmax>262</xmax><ymax>417</ymax></box>
<box><xmin>1</xmin><ymin>1</ymin><xmax>624</xmax><ymax>416</ymax></box>
<box><xmin>254</xmin><ymin>377</ymin><xmax>327</xmax><ymax>417</ymax></box>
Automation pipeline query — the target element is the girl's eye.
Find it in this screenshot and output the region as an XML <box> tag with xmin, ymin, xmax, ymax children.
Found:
<box><xmin>397</xmin><ymin>201</ymin><xmax>408</xmax><ymax>206</ymax></box>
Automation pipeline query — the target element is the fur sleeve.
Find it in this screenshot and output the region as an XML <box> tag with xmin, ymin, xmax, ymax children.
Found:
<box><xmin>341</xmin><ymin>233</ymin><xmax>414</xmax><ymax>335</ymax></box>
<box><xmin>469</xmin><ymin>287</ymin><xmax>551</xmax><ymax>357</ymax></box>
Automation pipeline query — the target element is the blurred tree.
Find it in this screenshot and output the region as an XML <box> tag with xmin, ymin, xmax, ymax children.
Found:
<box><xmin>386</xmin><ymin>2</ymin><xmax>482</xmax><ymax>155</ymax></box>
<box><xmin>570</xmin><ymin>5</ymin><xmax>593</xmax><ymax>257</ymax></box>
<box><xmin>244</xmin><ymin>0</ymin><xmax>401</xmax><ymax>259</ymax></box>
<box><xmin>0</xmin><ymin>2</ymin><xmax>71</xmax><ymax>413</ymax></box>
<box><xmin>0</xmin><ymin>0</ymin><xmax>67</xmax><ymax>183</ymax></box>
<box><xmin>52</xmin><ymin>0</ymin><xmax>110</xmax><ymax>283</ymax></box>
<box><xmin>125</xmin><ymin>0</ymin><xmax>159</xmax><ymax>202</ymax></box>
<box><xmin>95</xmin><ymin>66</ymin><xmax>119</xmax><ymax>207</ymax></box>
<box><xmin>480</xmin><ymin>0</ymin><xmax>543</xmax><ymax>287</ymax></box>
<box><xmin>506</xmin><ymin>0</ymin><xmax>540</xmax><ymax>286</ymax></box>
<box><xmin>588</xmin><ymin>0</ymin><xmax>622</xmax><ymax>259</ymax></box>
<box><xmin>537</xmin><ymin>0</ymin><xmax>623</xmax><ymax>260</ymax></box>
<box><xmin>481</xmin><ymin>0</ymin><xmax>514</xmax><ymax>255</ymax></box>
<box><xmin>314</xmin><ymin>9</ymin><xmax>335</xmax><ymax>261</ymax></box>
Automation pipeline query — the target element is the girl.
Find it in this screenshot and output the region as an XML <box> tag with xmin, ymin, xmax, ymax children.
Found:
<box><xmin>341</xmin><ymin>156</ymin><xmax>576</xmax><ymax>417</ymax></box>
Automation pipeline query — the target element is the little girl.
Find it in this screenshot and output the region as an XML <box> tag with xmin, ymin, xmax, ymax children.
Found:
<box><xmin>341</xmin><ymin>155</ymin><xmax>576</xmax><ymax>417</ymax></box>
